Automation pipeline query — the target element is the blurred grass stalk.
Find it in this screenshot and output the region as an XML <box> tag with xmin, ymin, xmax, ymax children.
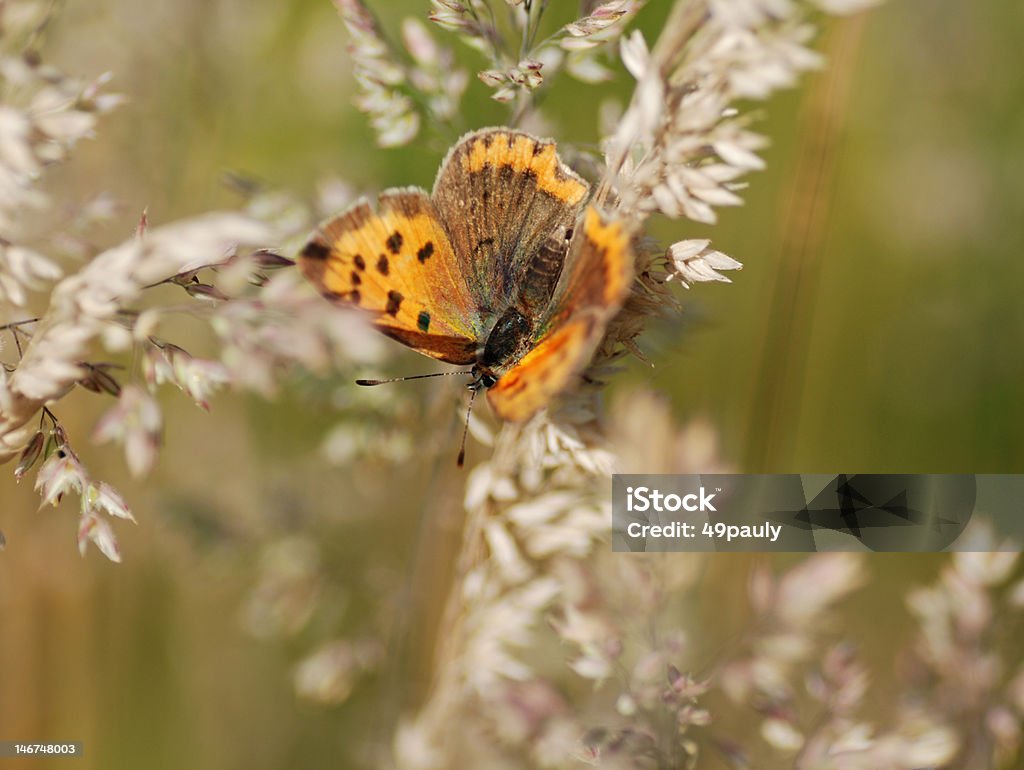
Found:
<box><xmin>745</xmin><ymin>14</ymin><xmax>869</xmax><ymax>471</ymax></box>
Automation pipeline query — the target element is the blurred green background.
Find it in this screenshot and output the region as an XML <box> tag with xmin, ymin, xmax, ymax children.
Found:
<box><xmin>1</xmin><ymin>0</ymin><xmax>1022</xmax><ymax>768</ymax></box>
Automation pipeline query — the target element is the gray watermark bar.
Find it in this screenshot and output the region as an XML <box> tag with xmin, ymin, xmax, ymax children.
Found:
<box><xmin>0</xmin><ymin>742</ymin><xmax>82</xmax><ymax>757</ymax></box>
<box><xmin>612</xmin><ymin>475</ymin><xmax>1024</xmax><ymax>552</ymax></box>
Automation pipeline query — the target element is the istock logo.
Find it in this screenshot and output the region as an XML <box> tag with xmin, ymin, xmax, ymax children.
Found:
<box><xmin>626</xmin><ymin>485</ymin><xmax>718</xmax><ymax>513</ymax></box>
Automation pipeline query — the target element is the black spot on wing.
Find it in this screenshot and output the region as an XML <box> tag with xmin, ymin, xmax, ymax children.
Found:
<box><xmin>301</xmin><ymin>240</ymin><xmax>330</xmax><ymax>260</ymax></box>
<box><xmin>350</xmin><ymin>271</ymin><xmax>362</xmax><ymax>286</ymax></box>
<box><xmin>386</xmin><ymin>231</ymin><xmax>403</xmax><ymax>254</ymax></box>
<box><xmin>377</xmin><ymin>254</ymin><xmax>389</xmax><ymax>275</ymax></box>
<box><xmin>417</xmin><ymin>310</ymin><xmax>431</xmax><ymax>332</ymax></box>
<box><xmin>385</xmin><ymin>290</ymin><xmax>403</xmax><ymax>316</ymax></box>
<box><xmin>353</xmin><ymin>254</ymin><xmax>366</xmax><ymax>271</ymax></box>
<box><xmin>473</xmin><ymin>237</ymin><xmax>495</xmax><ymax>255</ymax></box>
<box><xmin>417</xmin><ymin>242</ymin><xmax>434</xmax><ymax>263</ymax></box>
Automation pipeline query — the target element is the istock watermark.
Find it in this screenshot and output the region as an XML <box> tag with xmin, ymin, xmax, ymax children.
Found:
<box><xmin>612</xmin><ymin>474</ymin><xmax>1024</xmax><ymax>553</ymax></box>
<box><xmin>625</xmin><ymin>485</ymin><xmax>718</xmax><ymax>513</ymax></box>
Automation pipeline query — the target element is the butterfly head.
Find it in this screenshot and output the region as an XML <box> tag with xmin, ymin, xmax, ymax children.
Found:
<box><xmin>468</xmin><ymin>367</ymin><xmax>498</xmax><ymax>392</ymax></box>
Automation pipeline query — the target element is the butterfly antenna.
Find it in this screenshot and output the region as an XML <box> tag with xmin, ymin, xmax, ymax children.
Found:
<box><xmin>356</xmin><ymin>370</ymin><xmax>472</xmax><ymax>386</ymax></box>
<box><xmin>457</xmin><ymin>386</ymin><xmax>477</xmax><ymax>468</ymax></box>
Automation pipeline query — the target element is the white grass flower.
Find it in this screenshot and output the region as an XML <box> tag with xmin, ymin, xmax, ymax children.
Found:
<box><xmin>761</xmin><ymin>717</ymin><xmax>805</xmax><ymax>752</ymax></box>
<box><xmin>0</xmin><ymin>242</ymin><xmax>62</xmax><ymax>305</ymax></box>
<box><xmin>93</xmin><ymin>384</ymin><xmax>162</xmax><ymax>479</ymax></box>
<box><xmin>33</xmin><ymin>446</ymin><xmax>88</xmax><ymax>507</ymax></box>
<box><xmin>776</xmin><ymin>552</ymin><xmax>868</xmax><ymax>627</ymax></box>
<box><xmin>293</xmin><ymin>639</ymin><xmax>382</xmax><ymax>705</ymax></box>
<box><xmin>77</xmin><ymin>509</ymin><xmax>121</xmax><ymax>562</ymax></box>
<box><xmin>666</xmin><ymin>239</ymin><xmax>744</xmax><ymax>286</ymax></box>
<box><xmin>84</xmin><ymin>481</ymin><xmax>136</xmax><ymax>522</ymax></box>
<box><xmin>147</xmin><ymin>343</ymin><xmax>230</xmax><ymax>411</ymax></box>
<box><xmin>563</xmin><ymin>2</ymin><xmax>630</xmax><ymax>39</ymax></box>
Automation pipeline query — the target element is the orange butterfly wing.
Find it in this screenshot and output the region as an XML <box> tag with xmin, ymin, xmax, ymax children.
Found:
<box><xmin>299</xmin><ymin>188</ymin><xmax>482</xmax><ymax>364</ymax></box>
<box><xmin>486</xmin><ymin>208</ymin><xmax>633</xmax><ymax>421</ymax></box>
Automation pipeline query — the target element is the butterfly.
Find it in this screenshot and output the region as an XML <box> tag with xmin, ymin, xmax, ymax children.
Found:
<box><xmin>298</xmin><ymin>127</ymin><xmax>633</xmax><ymax>429</ymax></box>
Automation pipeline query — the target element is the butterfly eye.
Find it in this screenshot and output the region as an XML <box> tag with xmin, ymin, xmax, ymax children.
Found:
<box><xmin>468</xmin><ymin>371</ymin><xmax>497</xmax><ymax>390</ymax></box>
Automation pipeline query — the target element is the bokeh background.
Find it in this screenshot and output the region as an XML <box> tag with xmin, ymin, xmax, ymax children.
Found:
<box><xmin>1</xmin><ymin>0</ymin><xmax>1022</xmax><ymax>767</ymax></box>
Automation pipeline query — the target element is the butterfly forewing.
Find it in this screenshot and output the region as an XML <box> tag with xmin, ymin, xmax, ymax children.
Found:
<box><xmin>432</xmin><ymin>129</ymin><xmax>590</xmax><ymax>312</ymax></box>
<box><xmin>299</xmin><ymin>188</ymin><xmax>481</xmax><ymax>364</ymax></box>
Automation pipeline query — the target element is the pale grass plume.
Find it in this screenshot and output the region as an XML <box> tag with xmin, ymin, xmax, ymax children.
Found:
<box><xmin>902</xmin><ymin>520</ymin><xmax>1023</xmax><ymax>768</ymax></box>
<box><xmin>0</xmin><ymin>1</ymin><xmax>119</xmax><ymax>307</ymax></box>
<box><xmin>336</xmin><ymin>0</ymin><xmax>421</xmax><ymax>146</ymax></box>
<box><xmin>1</xmin><ymin>211</ymin><xmax>274</xmax><ymax>558</ymax></box>
<box><xmin>428</xmin><ymin>0</ymin><xmax>645</xmax><ymax>102</ymax></box>
<box><xmin>0</xmin><ymin>1</ymin><xmax>387</xmax><ymax>559</ymax></box>
<box><xmin>1</xmin><ymin>197</ymin><xmax>389</xmax><ymax>558</ymax></box>
<box><xmin>336</xmin><ymin>0</ymin><xmax>468</xmax><ymax>144</ymax></box>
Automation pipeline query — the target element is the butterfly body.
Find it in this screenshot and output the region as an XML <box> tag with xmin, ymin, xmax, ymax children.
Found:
<box><xmin>299</xmin><ymin>128</ymin><xmax>633</xmax><ymax>422</ymax></box>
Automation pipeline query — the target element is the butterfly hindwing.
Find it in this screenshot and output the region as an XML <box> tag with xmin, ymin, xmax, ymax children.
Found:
<box><xmin>486</xmin><ymin>207</ymin><xmax>634</xmax><ymax>421</ymax></box>
<box><xmin>432</xmin><ymin>129</ymin><xmax>590</xmax><ymax>312</ymax></box>
<box><xmin>299</xmin><ymin>188</ymin><xmax>481</xmax><ymax>364</ymax></box>
<box><xmin>486</xmin><ymin>313</ymin><xmax>603</xmax><ymax>421</ymax></box>
<box><xmin>543</xmin><ymin>207</ymin><xmax>634</xmax><ymax>334</ymax></box>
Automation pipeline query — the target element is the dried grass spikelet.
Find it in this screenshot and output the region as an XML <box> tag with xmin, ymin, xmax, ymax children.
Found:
<box><xmin>0</xmin><ymin>215</ymin><xmax>271</xmax><ymax>462</ymax></box>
